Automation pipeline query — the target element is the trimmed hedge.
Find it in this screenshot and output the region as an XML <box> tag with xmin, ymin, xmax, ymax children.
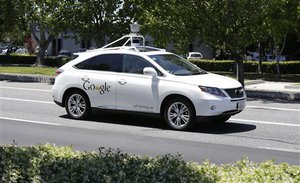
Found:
<box><xmin>0</xmin><ymin>144</ymin><xmax>299</xmax><ymax>183</ymax></box>
<box><xmin>1</xmin><ymin>55</ymin><xmax>299</xmax><ymax>74</ymax></box>
<box><xmin>0</xmin><ymin>55</ymin><xmax>69</xmax><ymax>67</ymax></box>
<box><xmin>190</xmin><ymin>59</ymin><xmax>300</xmax><ymax>74</ymax></box>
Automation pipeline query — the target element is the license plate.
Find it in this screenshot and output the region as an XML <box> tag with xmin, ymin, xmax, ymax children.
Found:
<box><xmin>236</xmin><ymin>101</ymin><xmax>245</xmax><ymax>110</ymax></box>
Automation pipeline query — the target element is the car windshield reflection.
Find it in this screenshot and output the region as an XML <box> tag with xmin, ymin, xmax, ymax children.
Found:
<box><xmin>149</xmin><ymin>54</ymin><xmax>207</xmax><ymax>76</ymax></box>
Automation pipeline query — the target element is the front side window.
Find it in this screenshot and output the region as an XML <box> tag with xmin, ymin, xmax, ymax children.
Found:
<box><xmin>149</xmin><ymin>54</ymin><xmax>207</xmax><ymax>76</ymax></box>
<box><xmin>76</xmin><ymin>54</ymin><xmax>123</xmax><ymax>72</ymax></box>
<box><xmin>122</xmin><ymin>55</ymin><xmax>154</xmax><ymax>74</ymax></box>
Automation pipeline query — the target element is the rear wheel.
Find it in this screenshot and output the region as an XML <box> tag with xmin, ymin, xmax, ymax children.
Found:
<box><xmin>163</xmin><ymin>98</ymin><xmax>196</xmax><ymax>130</ymax></box>
<box><xmin>65</xmin><ymin>90</ymin><xmax>91</xmax><ymax>119</ymax></box>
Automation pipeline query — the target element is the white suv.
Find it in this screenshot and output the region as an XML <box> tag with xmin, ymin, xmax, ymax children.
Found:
<box><xmin>52</xmin><ymin>45</ymin><xmax>246</xmax><ymax>131</ymax></box>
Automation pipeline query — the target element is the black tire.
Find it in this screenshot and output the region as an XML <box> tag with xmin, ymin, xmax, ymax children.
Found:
<box><xmin>163</xmin><ymin>97</ymin><xmax>196</xmax><ymax>130</ymax></box>
<box><xmin>65</xmin><ymin>90</ymin><xmax>91</xmax><ymax>119</ymax></box>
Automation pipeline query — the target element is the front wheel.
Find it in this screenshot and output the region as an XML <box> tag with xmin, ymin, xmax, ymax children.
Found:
<box><xmin>65</xmin><ymin>90</ymin><xmax>91</xmax><ymax>119</ymax></box>
<box><xmin>163</xmin><ymin>98</ymin><xmax>196</xmax><ymax>130</ymax></box>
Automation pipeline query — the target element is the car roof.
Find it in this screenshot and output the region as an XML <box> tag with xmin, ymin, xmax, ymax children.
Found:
<box><xmin>74</xmin><ymin>49</ymin><xmax>171</xmax><ymax>57</ymax></box>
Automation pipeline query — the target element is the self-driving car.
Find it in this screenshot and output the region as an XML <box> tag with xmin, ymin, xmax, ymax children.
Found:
<box><xmin>52</xmin><ymin>29</ymin><xmax>246</xmax><ymax>131</ymax></box>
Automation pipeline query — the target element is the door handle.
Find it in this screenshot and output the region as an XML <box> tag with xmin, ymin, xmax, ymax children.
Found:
<box><xmin>118</xmin><ymin>80</ymin><xmax>127</xmax><ymax>85</ymax></box>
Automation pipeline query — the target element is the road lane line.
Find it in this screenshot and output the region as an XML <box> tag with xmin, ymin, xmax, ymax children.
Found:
<box><xmin>230</xmin><ymin>118</ymin><xmax>300</xmax><ymax>127</ymax></box>
<box><xmin>0</xmin><ymin>97</ymin><xmax>54</xmax><ymax>104</ymax></box>
<box><xmin>246</xmin><ymin>105</ymin><xmax>300</xmax><ymax>112</ymax></box>
<box><xmin>0</xmin><ymin>116</ymin><xmax>61</xmax><ymax>126</ymax></box>
<box><xmin>0</xmin><ymin>86</ymin><xmax>51</xmax><ymax>92</ymax></box>
<box><xmin>257</xmin><ymin>146</ymin><xmax>300</xmax><ymax>154</ymax></box>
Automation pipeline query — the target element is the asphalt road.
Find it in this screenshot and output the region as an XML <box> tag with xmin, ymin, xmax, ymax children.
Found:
<box><xmin>0</xmin><ymin>81</ymin><xmax>299</xmax><ymax>165</ymax></box>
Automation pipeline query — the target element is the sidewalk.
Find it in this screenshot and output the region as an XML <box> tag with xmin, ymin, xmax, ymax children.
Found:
<box><xmin>245</xmin><ymin>80</ymin><xmax>300</xmax><ymax>101</ymax></box>
<box><xmin>0</xmin><ymin>73</ymin><xmax>299</xmax><ymax>101</ymax></box>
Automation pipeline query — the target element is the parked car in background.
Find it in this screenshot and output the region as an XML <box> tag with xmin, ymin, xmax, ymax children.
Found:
<box><xmin>265</xmin><ymin>54</ymin><xmax>286</xmax><ymax>62</ymax></box>
<box><xmin>15</xmin><ymin>48</ymin><xmax>29</xmax><ymax>55</ymax></box>
<box><xmin>57</xmin><ymin>50</ymin><xmax>72</xmax><ymax>58</ymax></box>
<box><xmin>1</xmin><ymin>48</ymin><xmax>8</xmax><ymax>54</ymax></box>
<box><xmin>245</xmin><ymin>52</ymin><xmax>259</xmax><ymax>61</ymax></box>
<box><xmin>4</xmin><ymin>46</ymin><xmax>19</xmax><ymax>54</ymax></box>
<box><xmin>187</xmin><ymin>52</ymin><xmax>203</xmax><ymax>59</ymax></box>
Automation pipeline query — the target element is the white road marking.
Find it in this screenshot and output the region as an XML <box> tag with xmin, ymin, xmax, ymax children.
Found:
<box><xmin>230</xmin><ymin>118</ymin><xmax>300</xmax><ymax>127</ymax></box>
<box><xmin>0</xmin><ymin>86</ymin><xmax>51</xmax><ymax>92</ymax></box>
<box><xmin>0</xmin><ymin>97</ymin><xmax>54</xmax><ymax>104</ymax></box>
<box><xmin>246</xmin><ymin>105</ymin><xmax>300</xmax><ymax>112</ymax></box>
<box><xmin>0</xmin><ymin>116</ymin><xmax>61</xmax><ymax>126</ymax></box>
<box><xmin>257</xmin><ymin>146</ymin><xmax>300</xmax><ymax>154</ymax></box>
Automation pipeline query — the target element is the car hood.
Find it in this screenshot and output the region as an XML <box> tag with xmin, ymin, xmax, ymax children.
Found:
<box><xmin>170</xmin><ymin>73</ymin><xmax>242</xmax><ymax>89</ymax></box>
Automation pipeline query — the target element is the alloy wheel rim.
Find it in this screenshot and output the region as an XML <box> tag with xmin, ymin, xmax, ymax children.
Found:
<box><xmin>68</xmin><ymin>94</ymin><xmax>86</xmax><ymax>117</ymax></box>
<box><xmin>167</xmin><ymin>102</ymin><xmax>190</xmax><ymax>128</ymax></box>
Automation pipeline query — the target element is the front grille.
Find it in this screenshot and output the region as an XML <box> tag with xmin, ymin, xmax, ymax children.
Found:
<box><xmin>225</xmin><ymin>87</ymin><xmax>244</xmax><ymax>98</ymax></box>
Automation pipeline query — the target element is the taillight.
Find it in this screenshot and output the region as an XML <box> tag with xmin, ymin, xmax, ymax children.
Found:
<box><xmin>55</xmin><ymin>69</ymin><xmax>64</xmax><ymax>77</ymax></box>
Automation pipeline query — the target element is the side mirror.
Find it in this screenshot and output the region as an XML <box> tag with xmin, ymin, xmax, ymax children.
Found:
<box><xmin>143</xmin><ymin>67</ymin><xmax>158</xmax><ymax>77</ymax></box>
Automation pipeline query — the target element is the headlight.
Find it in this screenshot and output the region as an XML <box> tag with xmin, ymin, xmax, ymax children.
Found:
<box><xmin>199</xmin><ymin>86</ymin><xmax>226</xmax><ymax>97</ymax></box>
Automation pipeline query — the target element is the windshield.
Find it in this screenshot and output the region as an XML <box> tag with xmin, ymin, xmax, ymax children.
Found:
<box><xmin>149</xmin><ymin>54</ymin><xmax>207</xmax><ymax>76</ymax></box>
<box><xmin>191</xmin><ymin>54</ymin><xmax>202</xmax><ymax>57</ymax></box>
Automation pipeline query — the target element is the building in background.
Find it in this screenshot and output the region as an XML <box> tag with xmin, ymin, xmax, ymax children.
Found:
<box><xmin>31</xmin><ymin>23</ymin><xmax>97</xmax><ymax>56</ymax></box>
<box><xmin>31</xmin><ymin>23</ymin><xmax>213</xmax><ymax>58</ymax></box>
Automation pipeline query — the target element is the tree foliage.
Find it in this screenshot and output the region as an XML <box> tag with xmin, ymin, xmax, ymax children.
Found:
<box><xmin>0</xmin><ymin>0</ymin><xmax>299</xmax><ymax>71</ymax></box>
<box><xmin>25</xmin><ymin>0</ymin><xmax>73</xmax><ymax>66</ymax></box>
<box><xmin>0</xmin><ymin>0</ymin><xmax>28</xmax><ymax>45</ymax></box>
<box><xmin>262</xmin><ymin>0</ymin><xmax>299</xmax><ymax>77</ymax></box>
<box><xmin>130</xmin><ymin>0</ymin><xmax>299</xmax><ymax>84</ymax></box>
<box><xmin>68</xmin><ymin>0</ymin><xmax>134</xmax><ymax>47</ymax></box>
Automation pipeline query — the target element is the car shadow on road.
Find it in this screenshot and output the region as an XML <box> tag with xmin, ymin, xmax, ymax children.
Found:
<box><xmin>60</xmin><ymin>111</ymin><xmax>256</xmax><ymax>134</ymax></box>
<box><xmin>192</xmin><ymin>122</ymin><xmax>256</xmax><ymax>134</ymax></box>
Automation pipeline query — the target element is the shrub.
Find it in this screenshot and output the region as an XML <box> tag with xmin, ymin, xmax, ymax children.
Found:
<box><xmin>1</xmin><ymin>55</ymin><xmax>299</xmax><ymax>74</ymax></box>
<box><xmin>0</xmin><ymin>144</ymin><xmax>299</xmax><ymax>183</ymax></box>
<box><xmin>189</xmin><ymin>59</ymin><xmax>234</xmax><ymax>71</ymax></box>
<box><xmin>0</xmin><ymin>55</ymin><xmax>70</xmax><ymax>67</ymax></box>
<box><xmin>189</xmin><ymin>59</ymin><xmax>300</xmax><ymax>74</ymax></box>
<box><xmin>0</xmin><ymin>55</ymin><xmax>36</xmax><ymax>65</ymax></box>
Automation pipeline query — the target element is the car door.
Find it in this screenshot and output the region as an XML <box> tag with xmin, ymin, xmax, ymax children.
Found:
<box><xmin>116</xmin><ymin>54</ymin><xmax>159</xmax><ymax>113</ymax></box>
<box><xmin>75</xmin><ymin>54</ymin><xmax>122</xmax><ymax>109</ymax></box>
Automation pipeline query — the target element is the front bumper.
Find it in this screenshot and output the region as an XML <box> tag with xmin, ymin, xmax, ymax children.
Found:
<box><xmin>194</xmin><ymin>97</ymin><xmax>246</xmax><ymax>117</ymax></box>
<box><xmin>54</xmin><ymin>100</ymin><xmax>64</xmax><ymax>107</ymax></box>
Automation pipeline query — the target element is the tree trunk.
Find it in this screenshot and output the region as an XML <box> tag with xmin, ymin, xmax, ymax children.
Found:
<box><xmin>233</xmin><ymin>52</ymin><xmax>245</xmax><ymax>87</ymax></box>
<box><xmin>271</xmin><ymin>32</ymin><xmax>280</xmax><ymax>80</ymax></box>
<box><xmin>258</xmin><ymin>41</ymin><xmax>263</xmax><ymax>74</ymax></box>
<box><xmin>237</xmin><ymin>59</ymin><xmax>244</xmax><ymax>87</ymax></box>
<box><xmin>31</xmin><ymin>28</ymin><xmax>53</xmax><ymax>67</ymax></box>
<box><xmin>35</xmin><ymin>47</ymin><xmax>46</xmax><ymax>66</ymax></box>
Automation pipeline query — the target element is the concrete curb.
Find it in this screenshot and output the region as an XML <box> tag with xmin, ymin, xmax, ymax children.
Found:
<box><xmin>245</xmin><ymin>90</ymin><xmax>300</xmax><ymax>101</ymax></box>
<box><xmin>0</xmin><ymin>73</ymin><xmax>54</xmax><ymax>84</ymax></box>
<box><xmin>0</xmin><ymin>73</ymin><xmax>299</xmax><ymax>101</ymax></box>
<box><xmin>244</xmin><ymin>80</ymin><xmax>265</xmax><ymax>85</ymax></box>
<box><xmin>284</xmin><ymin>85</ymin><xmax>300</xmax><ymax>90</ymax></box>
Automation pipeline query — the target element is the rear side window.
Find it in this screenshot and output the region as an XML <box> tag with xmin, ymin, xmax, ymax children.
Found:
<box><xmin>76</xmin><ymin>54</ymin><xmax>123</xmax><ymax>72</ymax></box>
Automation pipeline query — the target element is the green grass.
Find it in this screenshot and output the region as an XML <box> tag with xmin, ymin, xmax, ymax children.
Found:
<box><xmin>0</xmin><ymin>66</ymin><xmax>56</xmax><ymax>76</ymax></box>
